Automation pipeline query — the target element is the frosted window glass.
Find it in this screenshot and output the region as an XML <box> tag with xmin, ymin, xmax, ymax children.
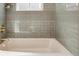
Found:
<box><xmin>16</xmin><ymin>3</ymin><xmax>43</xmax><ymax>11</ymax></box>
<box><xmin>29</xmin><ymin>3</ymin><xmax>43</xmax><ymax>11</ymax></box>
<box><xmin>65</xmin><ymin>3</ymin><xmax>78</xmax><ymax>11</ymax></box>
<box><xmin>16</xmin><ymin>3</ymin><xmax>29</xmax><ymax>11</ymax></box>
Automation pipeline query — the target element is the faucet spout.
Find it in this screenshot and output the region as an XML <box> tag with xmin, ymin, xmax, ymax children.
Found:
<box><xmin>0</xmin><ymin>40</ymin><xmax>5</xmax><ymax>44</ymax></box>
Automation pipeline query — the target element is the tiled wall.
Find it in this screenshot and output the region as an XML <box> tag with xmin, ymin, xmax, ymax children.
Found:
<box><xmin>0</xmin><ymin>3</ymin><xmax>6</xmax><ymax>38</ymax></box>
<box><xmin>6</xmin><ymin>3</ymin><xmax>56</xmax><ymax>38</ymax></box>
<box><xmin>56</xmin><ymin>3</ymin><xmax>79</xmax><ymax>55</ymax></box>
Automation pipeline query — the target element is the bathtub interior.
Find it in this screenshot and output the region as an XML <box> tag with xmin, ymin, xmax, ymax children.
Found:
<box><xmin>0</xmin><ymin>38</ymin><xmax>52</xmax><ymax>52</ymax></box>
<box><xmin>0</xmin><ymin>38</ymin><xmax>72</xmax><ymax>55</ymax></box>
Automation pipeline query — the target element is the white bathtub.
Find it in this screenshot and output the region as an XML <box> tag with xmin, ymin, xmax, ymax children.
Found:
<box><xmin>0</xmin><ymin>38</ymin><xmax>72</xmax><ymax>56</ymax></box>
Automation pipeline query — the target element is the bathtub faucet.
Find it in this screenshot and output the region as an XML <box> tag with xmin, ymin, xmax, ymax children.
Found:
<box><xmin>0</xmin><ymin>25</ymin><xmax>6</xmax><ymax>33</ymax></box>
<box><xmin>0</xmin><ymin>39</ymin><xmax>5</xmax><ymax>44</ymax></box>
<box><xmin>0</xmin><ymin>25</ymin><xmax>6</xmax><ymax>44</ymax></box>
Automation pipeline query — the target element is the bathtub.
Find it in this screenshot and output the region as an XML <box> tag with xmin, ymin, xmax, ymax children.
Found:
<box><xmin>0</xmin><ymin>38</ymin><xmax>72</xmax><ymax>56</ymax></box>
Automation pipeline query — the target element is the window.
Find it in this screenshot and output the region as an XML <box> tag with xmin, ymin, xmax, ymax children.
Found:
<box><xmin>16</xmin><ymin>3</ymin><xmax>43</xmax><ymax>11</ymax></box>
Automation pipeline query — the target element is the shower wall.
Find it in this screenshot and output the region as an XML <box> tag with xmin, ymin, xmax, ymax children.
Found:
<box><xmin>6</xmin><ymin>3</ymin><xmax>56</xmax><ymax>38</ymax></box>
<box><xmin>0</xmin><ymin>3</ymin><xmax>6</xmax><ymax>38</ymax></box>
<box><xmin>56</xmin><ymin>3</ymin><xmax>79</xmax><ymax>55</ymax></box>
